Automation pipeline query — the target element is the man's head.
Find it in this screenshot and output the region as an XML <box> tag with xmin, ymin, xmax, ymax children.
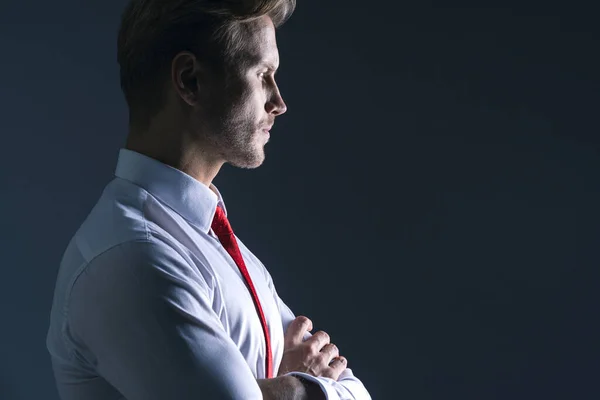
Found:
<box><xmin>117</xmin><ymin>0</ymin><xmax>295</xmax><ymax>169</ymax></box>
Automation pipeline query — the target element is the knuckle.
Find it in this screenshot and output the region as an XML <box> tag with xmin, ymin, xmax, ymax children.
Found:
<box><xmin>322</xmin><ymin>368</ymin><xmax>337</xmax><ymax>380</ymax></box>
<box><xmin>302</xmin><ymin>345</ymin><xmax>313</xmax><ymax>357</ymax></box>
<box><xmin>309</xmin><ymin>340</ymin><xmax>321</xmax><ymax>353</ymax></box>
<box><xmin>328</xmin><ymin>370</ymin><xmax>339</xmax><ymax>380</ymax></box>
<box><xmin>332</xmin><ymin>365</ymin><xmax>345</xmax><ymax>378</ymax></box>
<box><xmin>315</xmin><ymin>331</ymin><xmax>330</xmax><ymax>343</ymax></box>
<box><xmin>322</xmin><ymin>343</ymin><xmax>337</xmax><ymax>356</ymax></box>
<box><xmin>316</xmin><ymin>353</ymin><xmax>328</xmax><ymax>365</ymax></box>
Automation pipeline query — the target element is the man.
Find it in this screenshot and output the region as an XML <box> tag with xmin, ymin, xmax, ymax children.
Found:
<box><xmin>46</xmin><ymin>0</ymin><xmax>371</xmax><ymax>399</ymax></box>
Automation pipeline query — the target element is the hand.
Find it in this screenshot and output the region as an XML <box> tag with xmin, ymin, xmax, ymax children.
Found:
<box><xmin>257</xmin><ymin>376</ymin><xmax>325</xmax><ymax>400</ymax></box>
<box><xmin>278</xmin><ymin>316</ymin><xmax>348</xmax><ymax>381</ymax></box>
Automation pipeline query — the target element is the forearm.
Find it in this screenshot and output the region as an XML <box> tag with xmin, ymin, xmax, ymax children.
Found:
<box><xmin>257</xmin><ymin>376</ymin><xmax>325</xmax><ymax>400</ymax></box>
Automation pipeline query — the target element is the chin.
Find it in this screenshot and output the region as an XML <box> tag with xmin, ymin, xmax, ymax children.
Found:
<box><xmin>227</xmin><ymin>150</ymin><xmax>266</xmax><ymax>169</ymax></box>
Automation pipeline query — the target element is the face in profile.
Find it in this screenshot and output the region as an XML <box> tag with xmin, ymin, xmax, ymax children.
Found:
<box><xmin>195</xmin><ymin>16</ymin><xmax>288</xmax><ymax>169</ymax></box>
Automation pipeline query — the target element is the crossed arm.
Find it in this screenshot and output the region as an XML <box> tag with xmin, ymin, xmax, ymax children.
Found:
<box><xmin>67</xmin><ymin>240</ymin><xmax>370</xmax><ymax>399</ymax></box>
<box><xmin>268</xmin><ymin>278</ymin><xmax>372</xmax><ymax>400</ymax></box>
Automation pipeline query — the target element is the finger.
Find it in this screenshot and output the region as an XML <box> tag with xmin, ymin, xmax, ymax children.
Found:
<box><xmin>284</xmin><ymin>316</ymin><xmax>313</xmax><ymax>348</ymax></box>
<box><xmin>320</xmin><ymin>343</ymin><xmax>339</xmax><ymax>364</ymax></box>
<box><xmin>329</xmin><ymin>356</ymin><xmax>347</xmax><ymax>368</ymax></box>
<box><xmin>307</xmin><ymin>330</ymin><xmax>330</xmax><ymax>353</ymax></box>
<box><xmin>324</xmin><ymin>357</ymin><xmax>347</xmax><ymax>379</ymax></box>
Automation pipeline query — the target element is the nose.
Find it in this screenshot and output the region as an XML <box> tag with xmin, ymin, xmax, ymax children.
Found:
<box><xmin>266</xmin><ymin>85</ymin><xmax>287</xmax><ymax>116</ymax></box>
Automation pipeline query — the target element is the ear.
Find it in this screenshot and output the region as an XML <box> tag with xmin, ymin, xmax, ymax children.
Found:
<box><xmin>171</xmin><ymin>51</ymin><xmax>203</xmax><ymax>107</ymax></box>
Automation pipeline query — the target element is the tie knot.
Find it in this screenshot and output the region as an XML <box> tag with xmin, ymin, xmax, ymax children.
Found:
<box><xmin>211</xmin><ymin>206</ymin><xmax>233</xmax><ymax>237</ymax></box>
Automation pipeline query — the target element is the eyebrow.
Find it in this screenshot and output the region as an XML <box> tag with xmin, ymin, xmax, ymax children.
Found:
<box><xmin>261</xmin><ymin>60</ymin><xmax>279</xmax><ymax>72</ymax></box>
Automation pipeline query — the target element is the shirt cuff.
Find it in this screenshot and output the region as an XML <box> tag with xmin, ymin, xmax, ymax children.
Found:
<box><xmin>285</xmin><ymin>371</ymin><xmax>339</xmax><ymax>400</ymax></box>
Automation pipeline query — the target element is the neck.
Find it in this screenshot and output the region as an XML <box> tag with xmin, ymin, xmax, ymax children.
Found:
<box><xmin>125</xmin><ymin>125</ymin><xmax>224</xmax><ymax>188</ymax></box>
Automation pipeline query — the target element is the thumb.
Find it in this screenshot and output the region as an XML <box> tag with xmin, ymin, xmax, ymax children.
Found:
<box><xmin>284</xmin><ymin>316</ymin><xmax>312</xmax><ymax>348</ymax></box>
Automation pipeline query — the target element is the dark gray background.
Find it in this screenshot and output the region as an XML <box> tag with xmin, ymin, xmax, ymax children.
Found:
<box><xmin>1</xmin><ymin>1</ymin><xmax>599</xmax><ymax>399</ymax></box>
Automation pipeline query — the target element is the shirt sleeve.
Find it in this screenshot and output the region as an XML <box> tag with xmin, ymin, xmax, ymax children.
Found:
<box><xmin>67</xmin><ymin>239</ymin><xmax>263</xmax><ymax>400</ymax></box>
<box><xmin>262</xmin><ymin>269</ymin><xmax>372</xmax><ymax>400</ymax></box>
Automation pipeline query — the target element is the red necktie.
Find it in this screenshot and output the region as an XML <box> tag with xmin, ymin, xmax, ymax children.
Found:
<box><xmin>211</xmin><ymin>206</ymin><xmax>273</xmax><ymax>379</ymax></box>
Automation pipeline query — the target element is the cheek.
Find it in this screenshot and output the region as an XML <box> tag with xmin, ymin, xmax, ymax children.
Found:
<box><xmin>252</xmin><ymin>87</ymin><xmax>268</xmax><ymax>114</ymax></box>
<box><xmin>240</xmin><ymin>88</ymin><xmax>265</xmax><ymax>120</ymax></box>
<box><xmin>226</xmin><ymin>80</ymin><xmax>265</xmax><ymax>123</ymax></box>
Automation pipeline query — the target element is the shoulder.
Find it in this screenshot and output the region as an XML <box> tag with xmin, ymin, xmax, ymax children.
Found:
<box><xmin>72</xmin><ymin>237</ymin><xmax>211</xmax><ymax>305</ymax></box>
<box><xmin>74</xmin><ymin>179</ymin><xmax>152</xmax><ymax>261</ymax></box>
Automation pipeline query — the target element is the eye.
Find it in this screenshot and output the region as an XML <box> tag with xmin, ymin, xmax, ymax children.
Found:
<box><xmin>258</xmin><ymin>69</ymin><xmax>276</xmax><ymax>81</ymax></box>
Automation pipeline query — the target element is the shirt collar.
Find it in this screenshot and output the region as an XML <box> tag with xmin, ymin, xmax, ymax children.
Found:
<box><xmin>114</xmin><ymin>148</ymin><xmax>227</xmax><ymax>232</ymax></box>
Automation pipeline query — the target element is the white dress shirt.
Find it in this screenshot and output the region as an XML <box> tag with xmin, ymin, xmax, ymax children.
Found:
<box><xmin>46</xmin><ymin>149</ymin><xmax>371</xmax><ymax>400</ymax></box>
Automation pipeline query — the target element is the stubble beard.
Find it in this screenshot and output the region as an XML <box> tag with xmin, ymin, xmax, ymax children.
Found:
<box><xmin>202</xmin><ymin>73</ymin><xmax>267</xmax><ymax>169</ymax></box>
<box><xmin>211</xmin><ymin>116</ymin><xmax>266</xmax><ymax>169</ymax></box>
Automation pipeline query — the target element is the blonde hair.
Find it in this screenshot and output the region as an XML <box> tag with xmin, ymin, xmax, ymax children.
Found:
<box><xmin>117</xmin><ymin>0</ymin><xmax>296</xmax><ymax>121</ymax></box>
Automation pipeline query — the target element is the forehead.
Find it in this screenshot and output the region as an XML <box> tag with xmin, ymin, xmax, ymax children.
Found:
<box><xmin>239</xmin><ymin>16</ymin><xmax>279</xmax><ymax>68</ymax></box>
